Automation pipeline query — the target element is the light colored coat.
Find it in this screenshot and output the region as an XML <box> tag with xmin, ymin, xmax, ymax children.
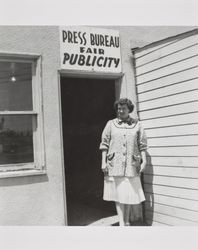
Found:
<box><xmin>99</xmin><ymin>118</ymin><xmax>147</xmax><ymax>177</ymax></box>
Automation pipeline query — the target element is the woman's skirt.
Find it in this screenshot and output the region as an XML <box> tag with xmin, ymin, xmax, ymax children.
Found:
<box><xmin>103</xmin><ymin>176</ymin><xmax>145</xmax><ymax>205</ymax></box>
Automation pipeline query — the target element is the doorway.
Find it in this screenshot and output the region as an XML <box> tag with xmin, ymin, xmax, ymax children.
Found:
<box><xmin>60</xmin><ymin>77</ymin><xmax>117</xmax><ymax>225</ymax></box>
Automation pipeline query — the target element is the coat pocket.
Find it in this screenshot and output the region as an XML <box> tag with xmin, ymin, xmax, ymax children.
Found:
<box><xmin>107</xmin><ymin>152</ymin><xmax>123</xmax><ymax>176</ymax></box>
<box><xmin>107</xmin><ymin>153</ymin><xmax>115</xmax><ymax>169</ymax></box>
<box><xmin>107</xmin><ymin>153</ymin><xmax>115</xmax><ymax>161</ymax></box>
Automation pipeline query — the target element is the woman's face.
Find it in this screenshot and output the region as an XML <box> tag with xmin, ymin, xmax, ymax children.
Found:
<box><xmin>117</xmin><ymin>104</ymin><xmax>130</xmax><ymax>120</ymax></box>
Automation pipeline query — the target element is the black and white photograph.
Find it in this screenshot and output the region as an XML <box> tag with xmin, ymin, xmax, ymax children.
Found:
<box><xmin>0</xmin><ymin>25</ymin><xmax>197</xmax><ymax>227</ymax></box>
<box><xmin>0</xmin><ymin>0</ymin><xmax>198</xmax><ymax>249</ymax></box>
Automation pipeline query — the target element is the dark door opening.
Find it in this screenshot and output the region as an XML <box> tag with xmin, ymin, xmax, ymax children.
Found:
<box><xmin>61</xmin><ymin>77</ymin><xmax>117</xmax><ymax>226</ymax></box>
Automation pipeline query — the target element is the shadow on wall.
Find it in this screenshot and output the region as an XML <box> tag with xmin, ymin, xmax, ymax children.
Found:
<box><xmin>127</xmin><ymin>152</ymin><xmax>154</xmax><ymax>226</ymax></box>
<box><xmin>142</xmin><ymin>152</ymin><xmax>154</xmax><ymax>226</ymax></box>
<box><xmin>129</xmin><ymin>203</ymin><xmax>144</xmax><ymax>225</ymax></box>
<box><xmin>0</xmin><ymin>174</ymin><xmax>49</xmax><ymax>187</ymax></box>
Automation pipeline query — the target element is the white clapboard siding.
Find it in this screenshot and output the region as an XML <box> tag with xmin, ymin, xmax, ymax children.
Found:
<box><xmin>139</xmin><ymin>101</ymin><xmax>198</xmax><ymax>120</ymax></box>
<box><xmin>143</xmin><ymin>175</ymin><xmax>198</xmax><ymax>190</ymax></box>
<box><xmin>145</xmin><ymin>210</ymin><xmax>198</xmax><ymax>226</ymax></box>
<box><xmin>135</xmin><ymin>39</ymin><xmax>177</xmax><ymax>59</ymax></box>
<box><xmin>137</xmin><ymin>56</ymin><xmax>198</xmax><ymax>84</ymax></box>
<box><xmin>134</xmin><ymin>30</ymin><xmax>198</xmax><ymax>226</ymax></box>
<box><xmin>145</xmin><ymin>202</ymin><xmax>198</xmax><ymax>223</ymax></box>
<box><xmin>145</xmin><ymin>124</ymin><xmax>198</xmax><ymax>138</ymax></box>
<box><xmin>139</xmin><ymin>90</ymin><xmax>198</xmax><ymax>111</ymax></box>
<box><xmin>136</xmin><ymin>45</ymin><xmax>198</xmax><ymax>75</ymax></box>
<box><xmin>135</xmin><ymin>32</ymin><xmax>198</xmax><ymax>64</ymax></box>
<box><xmin>145</xmin><ymin>193</ymin><xmax>198</xmax><ymax>211</ymax></box>
<box><xmin>141</xmin><ymin>113</ymin><xmax>198</xmax><ymax>129</ymax></box>
<box><xmin>137</xmin><ymin>67</ymin><xmax>198</xmax><ymax>93</ymax></box>
<box><xmin>138</xmin><ymin>78</ymin><xmax>198</xmax><ymax>102</ymax></box>
<box><xmin>145</xmin><ymin>165</ymin><xmax>198</xmax><ymax>178</ymax></box>
<box><xmin>148</xmin><ymin>156</ymin><xmax>198</xmax><ymax>167</ymax></box>
<box><xmin>147</xmin><ymin>147</ymin><xmax>198</xmax><ymax>157</ymax></box>
<box><xmin>136</xmin><ymin>41</ymin><xmax>198</xmax><ymax>71</ymax></box>
<box><xmin>148</xmin><ymin>135</ymin><xmax>198</xmax><ymax>146</ymax></box>
<box><xmin>144</xmin><ymin>184</ymin><xmax>198</xmax><ymax>201</ymax></box>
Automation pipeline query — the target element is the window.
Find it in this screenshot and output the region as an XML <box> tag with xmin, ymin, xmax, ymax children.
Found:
<box><xmin>0</xmin><ymin>55</ymin><xmax>45</xmax><ymax>177</ymax></box>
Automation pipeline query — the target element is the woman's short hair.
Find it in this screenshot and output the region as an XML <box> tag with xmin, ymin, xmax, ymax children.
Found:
<box><xmin>114</xmin><ymin>98</ymin><xmax>134</xmax><ymax>113</ymax></box>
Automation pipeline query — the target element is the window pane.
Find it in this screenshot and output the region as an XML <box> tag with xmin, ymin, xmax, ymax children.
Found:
<box><xmin>0</xmin><ymin>115</ymin><xmax>34</xmax><ymax>165</ymax></box>
<box><xmin>0</xmin><ymin>62</ymin><xmax>33</xmax><ymax>111</ymax></box>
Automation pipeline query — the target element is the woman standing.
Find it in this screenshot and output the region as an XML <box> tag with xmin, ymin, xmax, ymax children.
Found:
<box><xmin>99</xmin><ymin>98</ymin><xmax>147</xmax><ymax>226</ymax></box>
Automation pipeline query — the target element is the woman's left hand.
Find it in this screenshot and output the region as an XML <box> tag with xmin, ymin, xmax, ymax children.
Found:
<box><xmin>139</xmin><ymin>161</ymin><xmax>147</xmax><ymax>173</ymax></box>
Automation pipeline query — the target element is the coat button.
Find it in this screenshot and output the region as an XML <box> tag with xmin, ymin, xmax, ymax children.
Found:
<box><xmin>123</xmin><ymin>143</ymin><xmax>126</xmax><ymax>146</ymax></box>
<box><xmin>123</xmin><ymin>152</ymin><xmax>126</xmax><ymax>156</ymax></box>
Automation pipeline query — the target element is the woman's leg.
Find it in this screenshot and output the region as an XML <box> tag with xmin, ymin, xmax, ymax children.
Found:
<box><xmin>124</xmin><ymin>204</ymin><xmax>131</xmax><ymax>226</ymax></box>
<box><xmin>115</xmin><ymin>202</ymin><xmax>125</xmax><ymax>226</ymax></box>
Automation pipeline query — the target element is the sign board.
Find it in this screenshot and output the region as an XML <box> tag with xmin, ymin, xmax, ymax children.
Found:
<box><xmin>59</xmin><ymin>26</ymin><xmax>122</xmax><ymax>73</ymax></box>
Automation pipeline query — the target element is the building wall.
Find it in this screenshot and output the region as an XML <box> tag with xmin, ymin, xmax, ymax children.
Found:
<box><xmin>0</xmin><ymin>26</ymin><xmax>65</xmax><ymax>225</ymax></box>
<box><xmin>0</xmin><ymin>26</ymin><xmax>195</xmax><ymax>225</ymax></box>
<box><xmin>133</xmin><ymin>29</ymin><xmax>198</xmax><ymax>225</ymax></box>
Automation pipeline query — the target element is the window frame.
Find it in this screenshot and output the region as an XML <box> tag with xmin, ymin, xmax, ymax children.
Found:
<box><xmin>0</xmin><ymin>53</ymin><xmax>46</xmax><ymax>178</ymax></box>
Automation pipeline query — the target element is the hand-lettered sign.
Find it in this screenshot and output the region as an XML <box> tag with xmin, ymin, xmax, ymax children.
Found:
<box><xmin>59</xmin><ymin>26</ymin><xmax>122</xmax><ymax>73</ymax></box>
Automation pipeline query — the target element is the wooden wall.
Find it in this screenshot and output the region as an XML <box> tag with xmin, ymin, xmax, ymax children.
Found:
<box><xmin>133</xmin><ymin>29</ymin><xmax>198</xmax><ymax>226</ymax></box>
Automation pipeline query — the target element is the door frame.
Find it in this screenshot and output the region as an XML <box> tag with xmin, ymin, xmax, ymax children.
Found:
<box><xmin>57</xmin><ymin>69</ymin><xmax>123</xmax><ymax>225</ymax></box>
